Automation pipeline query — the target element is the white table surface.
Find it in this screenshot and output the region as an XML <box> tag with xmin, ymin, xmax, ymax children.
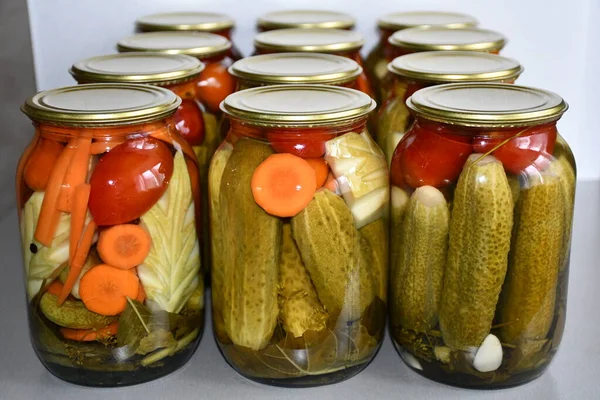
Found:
<box><xmin>1</xmin><ymin>180</ymin><xmax>598</xmax><ymax>400</ymax></box>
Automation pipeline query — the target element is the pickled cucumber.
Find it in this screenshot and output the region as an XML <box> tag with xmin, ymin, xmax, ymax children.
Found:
<box><xmin>377</xmin><ymin>99</ymin><xmax>412</xmax><ymax>165</ymax></box>
<box><xmin>439</xmin><ymin>154</ymin><xmax>514</xmax><ymax>350</ymax></box>
<box><xmin>359</xmin><ymin>218</ymin><xmax>388</xmax><ymax>303</ymax></box>
<box><xmin>39</xmin><ymin>292</ymin><xmax>116</xmax><ymax>329</ymax></box>
<box><xmin>391</xmin><ymin>186</ymin><xmax>449</xmax><ymax>332</ymax></box>
<box><xmin>279</xmin><ymin>224</ymin><xmax>328</xmax><ymax>338</ymax></box>
<box><xmin>498</xmin><ymin>174</ymin><xmax>564</xmax><ymax>344</ymax></box>
<box><xmin>291</xmin><ymin>189</ymin><xmax>375</xmax><ymax>322</ymax></box>
<box><xmin>390</xmin><ymin>186</ymin><xmax>410</xmax><ymax>270</ymax></box>
<box><xmin>219</xmin><ymin>138</ymin><xmax>282</xmax><ymax>350</ymax></box>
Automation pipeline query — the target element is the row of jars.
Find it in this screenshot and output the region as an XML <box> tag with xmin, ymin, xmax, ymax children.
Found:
<box><xmin>16</xmin><ymin>8</ymin><xmax>575</xmax><ymax>391</ymax></box>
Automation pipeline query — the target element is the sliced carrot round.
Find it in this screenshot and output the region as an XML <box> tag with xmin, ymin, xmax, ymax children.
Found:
<box><xmin>60</xmin><ymin>321</ymin><xmax>119</xmax><ymax>342</ymax></box>
<box><xmin>79</xmin><ymin>264</ymin><xmax>139</xmax><ymax>316</ymax></box>
<box><xmin>251</xmin><ymin>153</ymin><xmax>316</xmax><ymax>217</ymax></box>
<box><xmin>97</xmin><ymin>224</ymin><xmax>151</xmax><ymax>269</ymax></box>
<box><xmin>305</xmin><ymin>158</ymin><xmax>329</xmax><ymax>189</ymax></box>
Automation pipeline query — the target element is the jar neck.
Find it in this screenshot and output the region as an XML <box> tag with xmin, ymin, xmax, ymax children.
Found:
<box><xmin>212</xmin><ymin>28</ymin><xmax>233</xmax><ymax>41</ymax></box>
<box><xmin>413</xmin><ymin>117</ymin><xmax>559</xmax><ymax>139</ymax></box>
<box><xmin>36</xmin><ymin>119</ymin><xmax>173</xmax><ymax>142</ymax></box>
<box><xmin>198</xmin><ymin>53</ymin><xmax>231</xmax><ymax>65</ymax></box>
<box><xmin>227</xmin><ymin>118</ymin><xmax>368</xmax><ymax>141</ymax></box>
<box><xmin>167</xmin><ymin>79</ymin><xmax>198</xmax><ymax>100</ymax></box>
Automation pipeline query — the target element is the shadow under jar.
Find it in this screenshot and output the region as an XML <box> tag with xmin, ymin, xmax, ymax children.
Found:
<box><xmin>378</xmin><ymin>51</ymin><xmax>523</xmax><ymax>165</ymax></box>
<box><xmin>389</xmin><ymin>83</ymin><xmax>574</xmax><ymax>389</ymax></box>
<box><xmin>256</xmin><ymin>9</ymin><xmax>355</xmax><ymax>32</ymax></box>
<box><xmin>364</xmin><ymin>11</ymin><xmax>478</xmax><ymax>98</ymax></box>
<box><xmin>18</xmin><ymin>84</ymin><xmax>204</xmax><ymax>387</ymax></box>
<box><xmin>135</xmin><ymin>12</ymin><xmax>243</xmax><ymax>60</ymax></box>
<box><xmin>211</xmin><ymin>85</ymin><xmax>387</xmax><ymax>387</ymax></box>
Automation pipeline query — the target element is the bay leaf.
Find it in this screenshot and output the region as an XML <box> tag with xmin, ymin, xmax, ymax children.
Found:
<box><xmin>136</xmin><ymin>329</ymin><xmax>177</xmax><ymax>355</ymax></box>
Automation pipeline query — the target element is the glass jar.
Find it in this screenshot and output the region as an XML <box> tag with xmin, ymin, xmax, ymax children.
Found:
<box><xmin>365</xmin><ymin>11</ymin><xmax>478</xmax><ymax>99</ymax></box>
<box><xmin>253</xmin><ymin>28</ymin><xmax>375</xmax><ymax>100</ymax></box>
<box><xmin>378</xmin><ymin>51</ymin><xmax>523</xmax><ymax>164</ymax></box>
<box><xmin>117</xmin><ymin>31</ymin><xmax>236</xmax><ymax>117</ymax></box>
<box><xmin>379</xmin><ymin>27</ymin><xmax>506</xmax><ymax>101</ymax></box>
<box><xmin>257</xmin><ymin>9</ymin><xmax>355</xmax><ymax>31</ymax></box>
<box><xmin>70</xmin><ymin>52</ymin><xmax>218</xmax><ymax>279</ymax></box>
<box><xmin>211</xmin><ymin>85</ymin><xmax>387</xmax><ymax>387</ymax></box>
<box><xmin>135</xmin><ymin>12</ymin><xmax>243</xmax><ymax>60</ymax></box>
<box><xmin>389</xmin><ymin>83</ymin><xmax>574</xmax><ymax>389</ymax></box>
<box><xmin>18</xmin><ymin>84</ymin><xmax>203</xmax><ymax>387</ymax></box>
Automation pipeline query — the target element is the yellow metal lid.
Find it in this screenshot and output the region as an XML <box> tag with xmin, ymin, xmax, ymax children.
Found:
<box><xmin>70</xmin><ymin>53</ymin><xmax>204</xmax><ymax>86</ymax></box>
<box><xmin>117</xmin><ymin>31</ymin><xmax>231</xmax><ymax>58</ymax></box>
<box><xmin>221</xmin><ymin>84</ymin><xmax>375</xmax><ymax>127</ymax></box>
<box><xmin>136</xmin><ymin>12</ymin><xmax>235</xmax><ymax>32</ymax></box>
<box><xmin>258</xmin><ymin>10</ymin><xmax>355</xmax><ymax>30</ymax></box>
<box><xmin>378</xmin><ymin>11</ymin><xmax>478</xmax><ymax>30</ymax></box>
<box><xmin>229</xmin><ymin>53</ymin><xmax>362</xmax><ymax>86</ymax></box>
<box><xmin>389</xmin><ymin>51</ymin><xmax>523</xmax><ymax>83</ymax></box>
<box><xmin>22</xmin><ymin>83</ymin><xmax>181</xmax><ymax>127</ymax></box>
<box><xmin>407</xmin><ymin>83</ymin><xmax>568</xmax><ymax>127</ymax></box>
<box><xmin>254</xmin><ymin>28</ymin><xmax>364</xmax><ymax>53</ymax></box>
<box><xmin>389</xmin><ymin>27</ymin><xmax>506</xmax><ymax>52</ymax></box>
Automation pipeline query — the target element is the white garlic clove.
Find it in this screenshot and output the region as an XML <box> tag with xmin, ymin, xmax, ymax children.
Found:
<box><xmin>473</xmin><ymin>334</ymin><xmax>503</xmax><ymax>372</ymax></box>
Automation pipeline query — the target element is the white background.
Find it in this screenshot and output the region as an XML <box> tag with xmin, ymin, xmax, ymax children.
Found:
<box><xmin>27</xmin><ymin>0</ymin><xmax>599</xmax><ymax>180</ymax></box>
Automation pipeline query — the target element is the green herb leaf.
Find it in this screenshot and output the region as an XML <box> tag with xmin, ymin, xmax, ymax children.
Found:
<box><xmin>136</xmin><ymin>329</ymin><xmax>177</xmax><ymax>355</ymax></box>
<box><xmin>117</xmin><ymin>299</ymin><xmax>173</xmax><ymax>358</ymax></box>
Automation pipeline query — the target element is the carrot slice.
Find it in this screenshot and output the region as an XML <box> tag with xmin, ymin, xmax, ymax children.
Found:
<box><xmin>305</xmin><ymin>158</ymin><xmax>329</xmax><ymax>189</ymax></box>
<box><xmin>60</xmin><ymin>321</ymin><xmax>119</xmax><ymax>342</ymax></box>
<box><xmin>34</xmin><ymin>140</ymin><xmax>77</xmax><ymax>247</ymax></box>
<box><xmin>57</xmin><ymin>135</ymin><xmax>92</xmax><ymax>212</ymax></box>
<box><xmin>23</xmin><ymin>139</ymin><xmax>64</xmax><ymax>191</ymax></box>
<box><xmin>97</xmin><ymin>224</ymin><xmax>151</xmax><ymax>270</ymax></box>
<box><xmin>46</xmin><ymin>280</ymin><xmax>64</xmax><ymax>297</ymax></box>
<box><xmin>90</xmin><ymin>140</ymin><xmax>123</xmax><ymax>155</ymax></box>
<box><xmin>69</xmin><ymin>184</ymin><xmax>91</xmax><ymax>263</ymax></box>
<box><xmin>79</xmin><ymin>264</ymin><xmax>139</xmax><ymax>316</ymax></box>
<box><xmin>59</xmin><ymin>219</ymin><xmax>97</xmax><ymax>305</ymax></box>
<box><xmin>251</xmin><ymin>153</ymin><xmax>317</xmax><ymax>217</ymax></box>
<box><xmin>149</xmin><ymin>128</ymin><xmax>197</xmax><ymax>162</ymax></box>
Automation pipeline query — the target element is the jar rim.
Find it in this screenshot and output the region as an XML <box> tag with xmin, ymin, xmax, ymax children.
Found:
<box><xmin>254</xmin><ymin>28</ymin><xmax>364</xmax><ymax>53</ymax></box>
<box><xmin>257</xmin><ymin>10</ymin><xmax>355</xmax><ymax>30</ymax></box>
<box><xmin>117</xmin><ymin>31</ymin><xmax>232</xmax><ymax>59</ymax></box>
<box><xmin>136</xmin><ymin>12</ymin><xmax>235</xmax><ymax>32</ymax></box>
<box><xmin>389</xmin><ymin>27</ymin><xmax>506</xmax><ymax>52</ymax></box>
<box><xmin>378</xmin><ymin>11</ymin><xmax>478</xmax><ymax>31</ymax></box>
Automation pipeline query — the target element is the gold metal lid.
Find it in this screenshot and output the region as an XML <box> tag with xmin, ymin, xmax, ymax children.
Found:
<box><xmin>254</xmin><ymin>28</ymin><xmax>364</xmax><ymax>53</ymax></box>
<box><xmin>258</xmin><ymin>10</ymin><xmax>355</xmax><ymax>30</ymax></box>
<box><xmin>378</xmin><ymin>11</ymin><xmax>478</xmax><ymax>30</ymax></box>
<box><xmin>229</xmin><ymin>53</ymin><xmax>362</xmax><ymax>86</ymax></box>
<box><xmin>389</xmin><ymin>27</ymin><xmax>506</xmax><ymax>52</ymax></box>
<box><xmin>70</xmin><ymin>53</ymin><xmax>204</xmax><ymax>86</ymax></box>
<box><xmin>389</xmin><ymin>51</ymin><xmax>523</xmax><ymax>83</ymax></box>
<box><xmin>407</xmin><ymin>83</ymin><xmax>568</xmax><ymax>127</ymax></box>
<box><xmin>136</xmin><ymin>12</ymin><xmax>235</xmax><ymax>32</ymax></box>
<box><xmin>221</xmin><ymin>84</ymin><xmax>375</xmax><ymax>127</ymax></box>
<box><xmin>117</xmin><ymin>32</ymin><xmax>231</xmax><ymax>58</ymax></box>
<box><xmin>22</xmin><ymin>83</ymin><xmax>181</xmax><ymax>127</ymax></box>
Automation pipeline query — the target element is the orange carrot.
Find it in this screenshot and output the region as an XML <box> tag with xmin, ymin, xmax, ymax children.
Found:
<box><xmin>135</xmin><ymin>281</ymin><xmax>147</xmax><ymax>303</ymax></box>
<box><xmin>34</xmin><ymin>140</ymin><xmax>77</xmax><ymax>247</ymax></box>
<box><xmin>57</xmin><ymin>135</ymin><xmax>92</xmax><ymax>212</ymax></box>
<box><xmin>97</xmin><ymin>224</ymin><xmax>151</xmax><ymax>270</ymax></box>
<box><xmin>90</xmin><ymin>140</ymin><xmax>123</xmax><ymax>155</ymax></box>
<box><xmin>149</xmin><ymin>128</ymin><xmax>197</xmax><ymax>162</ymax></box>
<box><xmin>69</xmin><ymin>184</ymin><xmax>91</xmax><ymax>263</ymax></box>
<box><xmin>59</xmin><ymin>219</ymin><xmax>97</xmax><ymax>305</ymax></box>
<box><xmin>23</xmin><ymin>139</ymin><xmax>64</xmax><ymax>191</ymax></box>
<box><xmin>251</xmin><ymin>153</ymin><xmax>316</xmax><ymax>217</ymax></box>
<box><xmin>47</xmin><ymin>280</ymin><xmax>64</xmax><ymax>297</ymax></box>
<box><xmin>79</xmin><ymin>264</ymin><xmax>139</xmax><ymax>316</ymax></box>
<box><xmin>305</xmin><ymin>158</ymin><xmax>329</xmax><ymax>189</ymax></box>
<box><xmin>60</xmin><ymin>321</ymin><xmax>119</xmax><ymax>342</ymax></box>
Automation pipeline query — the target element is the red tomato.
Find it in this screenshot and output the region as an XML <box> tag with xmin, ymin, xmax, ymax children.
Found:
<box><xmin>267</xmin><ymin>130</ymin><xmax>335</xmax><ymax>159</ymax></box>
<box><xmin>89</xmin><ymin>138</ymin><xmax>174</xmax><ymax>226</ymax></box>
<box><xmin>196</xmin><ymin>62</ymin><xmax>235</xmax><ymax>113</ymax></box>
<box><xmin>391</xmin><ymin>126</ymin><xmax>473</xmax><ymax>189</ymax></box>
<box><xmin>473</xmin><ymin>126</ymin><xmax>557</xmax><ymax>174</ymax></box>
<box><xmin>173</xmin><ymin>100</ymin><xmax>205</xmax><ymax>146</ymax></box>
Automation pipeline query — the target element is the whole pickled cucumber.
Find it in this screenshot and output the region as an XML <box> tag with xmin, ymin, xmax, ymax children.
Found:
<box><xmin>498</xmin><ymin>175</ymin><xmax>564</xmax><ymax>344</ymax></box>
<box><xmin>291</xmin><ymin>189</ymin><xmax>375</xmax><ymax>322</ymax></box>
<box><xmin>391</xmin><ymin>186</ymin><xmax>449</xmax><ymax>332</ymax></box>
<box><xmin>390</xmin><ymin>186</ymin><xmax>410</xmax><ymax>270</ymax></box>
<box><xmin>39</xmin><ymin>292</ymin><xmax>116</xmax><ymax>329</ymax></box>
<box><xmin>359</xmin><ymin>218</ymin><xmax>388</xmax><ymax>303</ymax></box>
<box><xmin>439</xmin><ymin>154</ymin><xmax>514</xmax><ymax>350</ymax></box>
<box><xmin>219</xmin><ymin>138</ymin><xmax>282</xmax><ymax>350</ymax></box>
<box><xmin>279</xmin><ymin>224</ymin><xmax>328</xmax><ymax>338</ymax></box>
<box><xmin>377</xmin><ymin>98</ymin><xmax>412</xmax><ymax>165</ymax></box>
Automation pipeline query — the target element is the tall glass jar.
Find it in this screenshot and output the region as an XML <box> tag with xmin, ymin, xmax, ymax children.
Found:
<box><xmin>18</xmin><ymin>84</ymin><xmax>203</xmax><ymax>387</ymax></box>
<box><xmin>211</xmin><ymin>85</ymin><xmax>388</xmax><ymax>387</ymax></box>
<box><xmin>135</xmin><ymin>12</ymin><xmax>243</xmax><ymax>60</ymax></box>
<box><xmin>253</xmin><ymin>28</ymin><xmax>375</xmax><ymax>99</ymax></box>
<box><xmin>389</xmin><ymin>83</ymin><xmax>574</xmax><ymax>389</ymax></box>
<box><xmin>69</xmin><ymin>52</ymin><xmax>216</xmax><ymax>279</ymax></box>
<box><xmin>378</xmin><ymin>51</ymin><xmax>523</xmax><ymax>164</ymax></box>
<box><xmin>257</xmin><ymin>9</ymin><xmax>355</xmax><ymax>31</ymax></box>
<box><xmin>365</xmin><ymin>11</ymin><xmax>478</xmax><ymax>99</ymax></box>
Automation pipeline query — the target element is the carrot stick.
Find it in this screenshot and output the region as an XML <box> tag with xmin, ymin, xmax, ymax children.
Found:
<box><xmin>69</xmin><ymin>183</ymin><xmax>91</xmax><ymax>263</ymax></box>
<box><xmin>90</xmin><ymin>140</ymin><xmax>123</xmax><ymax>155</ymax></box>
<box><xmin>149</xmin><ymin>128</ymin><xmax>197</xmax><ymax>162</ymax></box>
<box><xmin>59</xmin><ymin>219</ymin><xmax>97</xmax><ymax>305</ymax></box>
<box><xmin>34</xmin><ymin>140</ymin><xmax>77</xmax><ymax>246</ymax></box>
<box><xmin>57</xmin><ymin>135</ymin><xmax>92</xmax><ymax>212</ymax></box>
<box><xmin>47</xmin><ymin>280</ymin><xmax>64</xmax><ymax>297</ymax></box>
